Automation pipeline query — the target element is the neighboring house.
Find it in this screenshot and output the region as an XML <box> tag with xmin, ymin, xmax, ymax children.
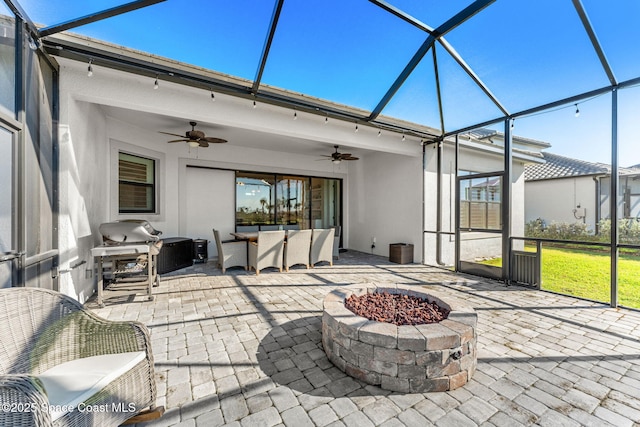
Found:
<box><xmin>524</xmin><ymin>152</ymin><xmax>640</xmax><ymax>233</ymax></box>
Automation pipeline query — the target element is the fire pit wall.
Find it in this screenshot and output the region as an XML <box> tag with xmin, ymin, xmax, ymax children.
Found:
<box><xmin>322</xmin><ymin>283</ymin><xmax>477</xmax><ymax>393</ymax></box>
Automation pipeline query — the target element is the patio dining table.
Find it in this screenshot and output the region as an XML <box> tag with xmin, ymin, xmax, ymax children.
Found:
<box><xmin>231</xmin><ymin>231</ymin><xmax>293</xmax><ymax>242</ymax></box>
<box><xmin>230</xmin><ymin>231</ymin><xmax>260</xmax><ymax>242</ymax></box>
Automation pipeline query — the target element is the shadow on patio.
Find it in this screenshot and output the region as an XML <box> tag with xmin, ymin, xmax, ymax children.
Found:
<box><xmin>88</xmin><ymin>251</ymin><xmax>640</xmax><ymax>427</ymax></box>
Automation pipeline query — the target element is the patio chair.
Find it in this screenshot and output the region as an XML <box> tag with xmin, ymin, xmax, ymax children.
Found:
<box><xmin>213</xmin><ymin>229</ymin><xmax>247</xmax><ymax>273</ymax></box>
<box><xmin>248</xmin><ymin>230</ymin><xmax>285</xmax><ymax>275</ymax></box>
<box><xmin>284</xmin><ymin>229</ymin><xmax>312</xmax><ymax>271</ymax></box>
<box><xmin>0</xmin><ymin>287</ymin><xmax>160</xmax><ymax>427</ymax></box>
<box><xmin>311</xmin><ymin>228</ymin><xmax>334</xmax><ymax>267</ymax></box>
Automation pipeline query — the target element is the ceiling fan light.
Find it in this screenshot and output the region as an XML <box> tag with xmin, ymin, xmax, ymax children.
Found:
<box><xmin>188</xmin><ymin>141</ymin><xmax>200</xmax><ymax>148</ymax></box>
<box><xmin>332</xmin><ymin>159</ymin><xmax>341</xmax><ymax>164</ymax></box>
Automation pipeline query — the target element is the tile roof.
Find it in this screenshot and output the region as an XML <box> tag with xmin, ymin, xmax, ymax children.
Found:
<box><xmin>525</xmin><ymin>152</ymin><xmax>640</xmax><ymax>181</ymax></box>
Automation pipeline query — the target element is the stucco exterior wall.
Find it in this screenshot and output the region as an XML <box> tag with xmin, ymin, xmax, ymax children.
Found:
<box><xmin>57</xmin><ymin>100</ymin><xmax>109</xmax><ymax>302</ymax></box>
<box><xmin>525</xmin><ymin>176</ymin><xmax>597</xmax><ymax>233</ymax></box>
<box><xmin>56</xmin><ymin>58</ymin><xmax>422</xmax><ymax>301</ymax></box>
<box><xmin>348</xmin><ymin>151</ymin><xmax>423</xmax><ymax>262</ymax></box>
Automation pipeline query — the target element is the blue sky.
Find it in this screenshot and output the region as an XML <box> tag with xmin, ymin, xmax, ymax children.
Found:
<box><xmin>17</xmin><ymin>0</ymin><xmax>640</xmax><ymax>165</ymax></box>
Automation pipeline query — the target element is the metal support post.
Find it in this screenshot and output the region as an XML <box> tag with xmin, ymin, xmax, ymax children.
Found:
<box><xmin>610</xmin><ymin>89</ymin><xmax>619</xmax><ymax>308</ymax></box>
<box><xmin>502</xmin><ymin>119</ymin><xmax>513</xmax><ymax>282</ymax></box>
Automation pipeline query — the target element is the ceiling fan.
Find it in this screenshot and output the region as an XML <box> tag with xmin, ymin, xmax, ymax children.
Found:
<box><xmin>320</xmin><ymin>145</ymin><xmax>359</xmax><ymax>164</ymax></box>
<box><xmin>159</xmin><ymin>121</ymin><xmax>227</xmax><ymax>148</ymax></box>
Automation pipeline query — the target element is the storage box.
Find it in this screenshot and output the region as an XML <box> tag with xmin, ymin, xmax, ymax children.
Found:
<box><xmin>157</xmin><ymin>237</ymin><xmax>193</xmax><ymax>274</ymax></box>
<box><xmin>389</xmin><ymin>243</ymin><xmax>414</xmax><ymax>264</ymax></box>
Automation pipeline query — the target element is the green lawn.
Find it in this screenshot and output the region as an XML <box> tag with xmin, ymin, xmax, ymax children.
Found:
<box><xmin>483</xmin><ymin>246</ymin><xmax>640</xmax><ymax>309</ymax></box>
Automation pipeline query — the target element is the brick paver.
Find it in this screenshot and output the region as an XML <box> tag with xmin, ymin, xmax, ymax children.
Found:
<box><xmin>88</xmin><ymin>251</ymin><xmax>640</xmax><ymax>426</ymax></box>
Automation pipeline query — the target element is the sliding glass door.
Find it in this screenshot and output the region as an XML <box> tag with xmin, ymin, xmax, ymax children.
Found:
<box><xmin>236</xmin><ymin>173</ymin><xmax>276</xmax><ymax>225</ymax></box>
<box><xmin>277</xmin><ymin>176</ymin><xmax>309</xmax><ymax>226</ymax></box>
<box><xmin>310</xmin><ymin>178</ymin><xmax>340</xmax><ymax>229</ymax></box>
<box><xmin>235</xmin><ymin>172</ymin><xmax>341</xmax><ymax>230</ymax></box>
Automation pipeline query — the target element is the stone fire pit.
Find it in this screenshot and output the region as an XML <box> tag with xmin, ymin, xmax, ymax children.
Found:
<box><xmin>322</xmin><ymin>283</ymin><xmax>477</xmax><ymax>393</ymax></box>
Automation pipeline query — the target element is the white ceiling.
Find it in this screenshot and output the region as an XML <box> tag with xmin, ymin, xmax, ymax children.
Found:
<box><xmin>101</xmin><ymin>104</ymin><xmax>364</xmax><ymax>157</ymax></box>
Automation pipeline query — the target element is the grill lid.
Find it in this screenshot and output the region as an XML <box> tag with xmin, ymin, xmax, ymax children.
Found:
<box><xmin>99</xmin><ymin>220</ymin><xmax>162</xmax><ymax>244</ymax></box>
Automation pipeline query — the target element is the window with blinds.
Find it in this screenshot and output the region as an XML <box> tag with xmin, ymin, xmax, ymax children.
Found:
<box><xmin>119</xmin><ymin>152</ymin><xmax>156</xmax><ymax>213</ymax></box>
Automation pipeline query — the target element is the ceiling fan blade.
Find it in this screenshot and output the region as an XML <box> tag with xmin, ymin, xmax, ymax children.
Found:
<box><xmin>203</xmin><ymin>136</ymin><xmax>227</xmax><ymax>144</ymax></box>
<box><xmin>343</xmin><ymin>156</ymin><xmax>359</xmax><ymax>161</ymax></box>
<box><xmin>159</xmin><ymin>131</ymin><xmax>185</xmax><ymax>138</ymax></box>
<box><xmin>167</xmin><ymin>139</ymin><xmax>189</xmax><ymax>143</ymax></box>
<box><xmin>339</xmin><ymin>153</ymin><xmax>352</xmax><ymax>157</ymax></box>
<box><xmin>198</xmin><ymin>141</ymin><xmax>209</xmax><ymax>148</ymax></box>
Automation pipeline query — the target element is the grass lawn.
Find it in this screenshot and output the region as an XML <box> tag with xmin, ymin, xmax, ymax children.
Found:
<box><xmin>483</xmin><ymin>246</ymin><xmax>640</xmax><ymax>309</ymax></box>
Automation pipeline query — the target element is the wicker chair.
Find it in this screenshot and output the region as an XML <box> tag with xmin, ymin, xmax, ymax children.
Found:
<box><xmin>213</xmin><ymin>229</ymin><xmax>248</xmax><ymax>273</ymax></box>
<box><xmin>284</xmin><ymin>229</ymin><xmax>312</xmax><ymax>271</ymax></box>
<box><xmin>311</xmin><ymin>228</ymin><xmax>334</xmax><ymax>267</ymax></box>
<box><xmin>0</xmin><ymin>287</ymin><xmax>158</xmax><ymax>427</ymax></box>
<box><xmin>248</xmin><ymin>230</ymin><xmax>285</xmax><ymax>275</ymax></box>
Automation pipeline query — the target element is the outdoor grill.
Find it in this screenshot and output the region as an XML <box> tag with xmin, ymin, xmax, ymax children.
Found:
<box><xmin>92</xmin><ymin>220</ymin><xmax>163</xmax><ymax>306</ymax></box>
<box><xmin>99</xmin><ymin>219</ymin><xmax>163</xmax><ymax>245</ymax></box>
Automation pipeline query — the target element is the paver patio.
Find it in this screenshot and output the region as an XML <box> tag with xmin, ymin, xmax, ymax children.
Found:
<box><xmin>88</xmin><ymin>251</ymin><xmax>640</xmax><ymax>427</ymax></box>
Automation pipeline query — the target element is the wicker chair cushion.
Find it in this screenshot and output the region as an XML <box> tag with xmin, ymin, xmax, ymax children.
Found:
<box><xmin>37</xmin><ymin>351</ymin><xmax>145</xmax><ymax>421</ymax></box>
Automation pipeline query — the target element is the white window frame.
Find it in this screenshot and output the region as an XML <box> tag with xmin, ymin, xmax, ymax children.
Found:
<box><xmin>110</xmin><ymin>140</ymin><xmax>165</xmax><ymax>221</ymax></box>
